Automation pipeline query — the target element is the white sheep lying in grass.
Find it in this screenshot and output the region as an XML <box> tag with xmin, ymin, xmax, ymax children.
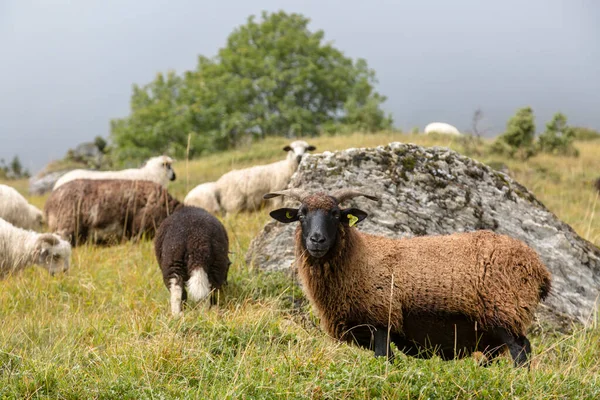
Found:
<box><xmin>215</xmin><ymin>140</ymin><xmax>316</xmax><ymax>213</ymax></box>
<box><xmin>0</xmin><ymin>218</ymin><xmax>71</xmax><ymax>278</ymax></box>
<box><xmin>184</xmin><ymin>182</ymin><xmax>221</xmax><ymax>214</ymax></box>
<box><xmin>0</xmin><ymin>184</ymin><xmax>44</xmax><ymax>231</ymax></box>
<box><xmin>424</xmin><ymin>122</ymin><xmax>461</xmax><ymax>136</ymax></box>
<box><xmin>53</xmin><ymin>155</ymin><xmax>177</xmax><ymax>190</ymax></box>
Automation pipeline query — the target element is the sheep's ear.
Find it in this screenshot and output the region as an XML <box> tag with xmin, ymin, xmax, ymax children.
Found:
<box><xmin>270</xmin><ymin>208</ymin><xmax>299</xmax><ymax>223</ymax></box>
<box><xmin>341</xmin><ymin>208</ymin><xmax>368</xmax><ymax>227</ymax></box>
<box><xmin>283</xmin><ymin>146</ymin><xmax>292</xmax><ymax>152</ymax></box>
<box><xmin>38</xmin><ymin>234</ymin><xmax>59</xmax><ymax>246</ymax></box>
<box><xmin>307</xmin><ymin>145</ymin><xmax>316</xmax><ymax>151</ymax></box>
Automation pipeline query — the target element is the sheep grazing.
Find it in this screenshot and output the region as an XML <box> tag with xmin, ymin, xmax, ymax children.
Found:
<box><xmin>0</xmin><ymin>184</ymin><xmax>44</xmax><ymax>231</ymax></box>
<box><xmin>424</xmin><ymin>122</ymin><xmax>461</xmax><ymax>136</ymax></box>
<box><xmin>154</xmin><ymin>206</ymin><xmax>231</xmax><ymax>316</ymax></box>
<box><xmin>184</xmin><ymin>182</ymin><xmax>221</xmax><ymax>214</ymax></box>
<box><xmin>45</xmin><ymin>179</ymin><xmax>182</xmax><ymax>246</ymax></box>
<box><xmin>265</xmin><ymin>189</ymin><xmax>551</xmax><ymax>367</ymax></box>
<box><xmin>0</xmin><ymin>217</ymin><xmax>71</xmax><ymax>278</ymax></box>
<box><xmin>53</xmin><ymin>155</ymin><xmax>176</xmax><ymax>190</ymax></box>
<box><xmin>215</xmin><ymin>140</ymin><xmax>316</xmax><ymax>213</ymax></box>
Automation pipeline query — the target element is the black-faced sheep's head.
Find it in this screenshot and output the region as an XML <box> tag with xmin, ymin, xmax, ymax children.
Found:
<box><xmin>146</xmin><ymin>155</ymin><xmax>177</xmax><ymax>181</ymax></box>
<box><xmin>35</xmin><ymin>234</ymin><xmax>72</xmax><ymax>275</ymax></box>
<box><xmin>265</xmin><ymin>189</ymin><xmax>378</xmax><ymax>258</ymax></box>
<box><xmin>283</xmin><ymin>141</ymin><xmax>316</xmax><ymax>164</ymax></box>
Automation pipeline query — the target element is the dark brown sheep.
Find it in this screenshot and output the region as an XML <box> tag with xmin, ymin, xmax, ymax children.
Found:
<box><xmin>45</xmin><ymin>179</ymin><xmax>182</xmax><ymax>246</ymax></box>
<box><xmin>595</xmin><ymin>177</ymin><xmax>600</xmax><ymax>193</ymax></box>
<box><xmin>154</xmin><ymin>206</ymin><xmax>230</xmax><ymax>316</ymax></box>
<box><xmin>265</xmin><ymin>189</ymin><xmax>552</xmax><ymax>367</ymax></box>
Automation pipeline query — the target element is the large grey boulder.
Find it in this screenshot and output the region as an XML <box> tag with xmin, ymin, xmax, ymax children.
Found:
<box><xmin>247</xmin><ymin>142</ymin><xmax>600</xmax><ymax>328</ymax></box>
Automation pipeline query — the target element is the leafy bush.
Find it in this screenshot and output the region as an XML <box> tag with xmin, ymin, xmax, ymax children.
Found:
<box><xmin>571</xmin><ymin>126</ymin><xmax>600</xmax><ymax>141</ymax></box>
<box><xmin>538</xmin><ymin>112</ymin><xmax>578</xmax><ymax>157</ymax></box>
<box><xmin>491</xmin><ymin>106</ymin><xmax>537</xmax><ymax>160</ymax></box>
<box><xmin>0</xmin><ymin>156</ymin><xmax>29</xmax><ymax>180</ymax></box>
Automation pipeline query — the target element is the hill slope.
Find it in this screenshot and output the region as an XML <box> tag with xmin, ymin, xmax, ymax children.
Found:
<box><xmin>1</xmin><ymin>132</ymin><xmax>599</xmax><ymax>398</ymax></box>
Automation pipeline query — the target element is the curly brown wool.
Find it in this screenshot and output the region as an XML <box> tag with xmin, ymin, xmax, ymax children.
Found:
<box><xmin>271</xmin><ymin>191</ymin><xmax>551</xmax><ymax>367</ymax></box>
<box><xmin>44</xmin><ymin>179</ymin><xmax>182</xmax><ymax>246</ymax></box>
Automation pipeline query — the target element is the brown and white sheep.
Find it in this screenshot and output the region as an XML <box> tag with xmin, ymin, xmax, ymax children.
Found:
<box><xmin>0</xmin><ymin>184</ymin><xmax>44</xmax><ymax>231</ymax></box>
<box><xmin>154</xmin><ymin>206</ymin><xmax>230</xmax><ymax>316</ymax></box>
<box><xmin>215</xmin><ymin>140</ymin><xmax>316</xmax><ymax>214</ymax></box>
<box><xmin>0</xmin><ymin>217</ymin><xmax>71</xmax><ymax>278</ymax></box>
<box><xmin>265</xmin><ymin>189</ymin><xmax>552</xmax><ymax>367</ymax></box>
<box><xmin>45</xmin><ymin>179</ymin><xmax>182</xmax><ymax>246</ymax></box>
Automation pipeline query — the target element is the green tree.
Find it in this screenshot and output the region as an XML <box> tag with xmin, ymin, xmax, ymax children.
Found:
<box><xmin>10</xmin><ymin>156</ymin><xmax>22</xmax><ymax>177</ymax></box>
<box><xmin>110</xmin><ymin>71</ymin><xmax>192</xmax><ymax>165</ymax></box>
<box><xmin>571</xmin><ymin>126</ymin><xmax>600</xmax><ymax>141</ymax></box>
<box><xmin>0</xmin><ymin>159</ymin><xmax>7</xmax><ymax>179</ymax></box>
<box><xmin>110</xmin><ymin>11</ymin><xmax>391</xmax><ymax>164</ymax></box>
<box><xmin>492</xmin><ymin>106</ymin><xmax>537</xmax><ymax>159</ymax></box>
<box><xmin>538</xmin><ymin>112</ymin><xmax>578</xmax><ymax>156</ymax></box>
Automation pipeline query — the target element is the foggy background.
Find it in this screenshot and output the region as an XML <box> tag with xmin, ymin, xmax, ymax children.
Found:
<box><xmin>1</xmin><ymin>0</ymin><xmax>598</xmax><ymax>173</ymax></box>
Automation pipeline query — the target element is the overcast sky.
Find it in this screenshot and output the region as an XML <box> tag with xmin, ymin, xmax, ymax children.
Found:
<box><xmin>1</xmin><ymin>0</ymin><xmax>598</xmax><ymax>173</ymax></box>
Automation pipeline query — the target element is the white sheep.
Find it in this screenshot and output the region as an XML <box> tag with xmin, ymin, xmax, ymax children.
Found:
<box><xmin>215</xmin><ymin>140</ymin><xmax>316</xmax><ymax>213</ymax></box>
<box><xmin>0</xmin><ymin>217</ymin><xmax>71</xmax><ymax>278</ymax></box>
<box><xmin>53</xmin><ymin>155</ymin><xmax>177</xmax><ymax>190</ymax></box>
<box><xmin>0</xmin><ymin>184</ymin><xmax>44</xmax><ymax>231</ymax></box>
<box><xmin>424</xmin><ymin>122</ymin><xmax>461</xmax><ymax>136</ymax></box>
<box><xmin>184</xmin><ymin>182</ymin><xmax>221</xmax><ymax>214</ymax></box>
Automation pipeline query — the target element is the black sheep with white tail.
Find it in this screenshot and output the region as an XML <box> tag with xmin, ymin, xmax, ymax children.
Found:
<box><xmin>154</xmin><ymin>206</ymin><xmax>231</xmax><ymax>316</ymax></box>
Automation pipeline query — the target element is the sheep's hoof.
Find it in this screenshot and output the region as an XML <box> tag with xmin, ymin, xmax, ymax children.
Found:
<box><xmin>374</xmin><ymin>329</ymin><xmax>395</xmax><ymax>363</ymax></box>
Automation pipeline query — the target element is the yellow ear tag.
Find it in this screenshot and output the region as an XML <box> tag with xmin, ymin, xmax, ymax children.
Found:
<box><xmin>286</xmin><ymin>211</ymin><xmax>294</xmax><ymax>219</ymax></box>
<box><xmin>348</xmin><ymin>214</ymin><xmax>358</xmax><ymax>227</ymax></box>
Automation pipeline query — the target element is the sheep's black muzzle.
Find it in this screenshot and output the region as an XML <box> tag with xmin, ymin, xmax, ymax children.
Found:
<box><xmin>302</xmin><ymin>209</ymin><xmax>337</xmax><ymax>259</ymax></box>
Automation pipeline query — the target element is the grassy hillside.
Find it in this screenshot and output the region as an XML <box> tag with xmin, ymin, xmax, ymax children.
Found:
<box><xmin>1</xmin><ymin>132</ymin><xmax>599</xmax><ymax>399</ymax></box>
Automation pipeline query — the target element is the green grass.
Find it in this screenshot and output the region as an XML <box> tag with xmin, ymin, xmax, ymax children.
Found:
<box><xmin>1</xmin><ymin>131</ymin><xmax>600</xmax><ymax>399</ymax></box>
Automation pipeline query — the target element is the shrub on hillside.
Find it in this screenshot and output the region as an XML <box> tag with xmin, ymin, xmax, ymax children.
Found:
<box><xmin>491</xmin><ymin>106</ymin><xmax>537</xmax><ymax>160</ymax></box>
<box><xmin>571</xmin><ymin>126</ymin><xmax>600</xmax><ymax>141</ymax></box>
<box><xmin>0</xmin><ymin>156</ymin><xmax>30</xmax><ymax>180</ymax></box>
<box><xmin>537</xmin><ymin>112</ymin><xmax>578</xmax><ymax>157</ymax></box>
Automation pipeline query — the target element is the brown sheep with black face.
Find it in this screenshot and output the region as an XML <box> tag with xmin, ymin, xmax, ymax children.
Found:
<box><xmin>154</xmin><ymin>206</ymin><xmax>230</xmax><ymax>316</ymax></box>
<box><xmin>266</xmin><ymin>189</ymin><xmax>551</xmax><ymax>368</ymax></box>
<box><xmin>45</xmin><ymin>179</ymin><xmax>182</xmax><ymax>246</ymax></box>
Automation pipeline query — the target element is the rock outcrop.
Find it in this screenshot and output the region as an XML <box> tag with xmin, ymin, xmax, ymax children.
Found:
<box><xmin>29</xmin><ymin>171</ymin><xmax>68</xmax><ymax>195</ymax></box>
<box><xmin>29</xmin><ymin>141</ymin><xmax>107</xmax><ymax>195</ymax></box>
<box><xmin>247</xmin><ymin>142</ymin><xmax>600</xmax><ymax>328</ymax></box>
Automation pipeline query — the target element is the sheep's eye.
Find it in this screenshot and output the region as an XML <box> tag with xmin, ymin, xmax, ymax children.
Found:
<box><xmin>332</xmin><ymin>210</ymin><xmax>340</xmax><ymax>219</ymax></box>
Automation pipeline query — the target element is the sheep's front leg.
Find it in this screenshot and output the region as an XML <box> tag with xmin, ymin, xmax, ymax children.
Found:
<box><xmin>374</xmin><ymin>329</ymin><xmax>395</xmax><ymax>362</ymax></box>
<box><xmin>169</xmin><ymin>278</ymin><xmax>184</xmax><ymax>317</ymax></box>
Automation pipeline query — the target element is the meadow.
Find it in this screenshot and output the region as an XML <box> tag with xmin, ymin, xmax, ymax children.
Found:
<box><xmin>1</xmin><ymin>131</ymin><xmax>599</xmax><ymax>399</ymax></box>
